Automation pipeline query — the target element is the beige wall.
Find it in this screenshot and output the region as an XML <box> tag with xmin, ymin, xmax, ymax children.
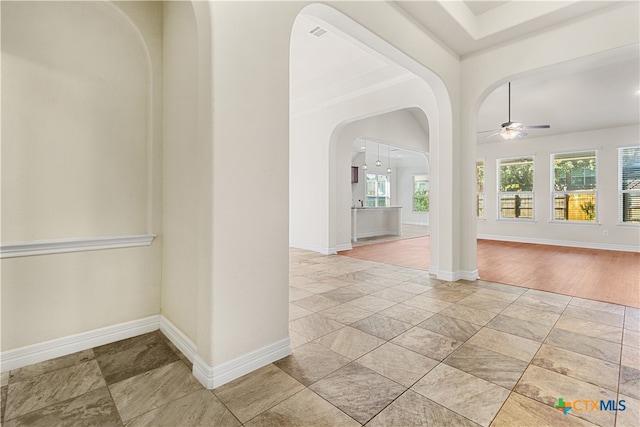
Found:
<box><xmin>161</xmin><ymin>1</ymin><xmax>200</xmax><ymax>347</ymax></box>
<box><xmin>1</xmin><ymin>1</ymin><xmax>163</xmax><ymax>350</ymax></box>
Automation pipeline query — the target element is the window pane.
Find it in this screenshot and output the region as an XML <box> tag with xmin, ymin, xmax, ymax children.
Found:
<box><xmin>499</xmin><ymin>194</ymin><xmax>533</xmax><ymax>219</ymax></box>
<box><xmin>621</xmin><ymin>147</ymin><xmax>640</xmax><ymax>191</ymax></box>
<box><xmin>623</xmin><ymin>193</ymin><xmax>640</xmax><ymax>223</ymax></box>
<box><xmin>476</xmin><ymin>161</ymin><xmax>484</xmax><ymax>193</ymax></box>
<box><xmin>553</xmin><ymin>151</ymin><xmax>596</xmax><ymax>191</ymax></box>
<box><xmin>477</xmin><ymin>193</ymin><xmax>484</xmax><ymax>218</ymax></box>
<box><xmin>499</xmin><ymin>157</ymin><xmax>533</xmax><ymax>192</ymax></box>
<box><xmin>413</xmin><ymin>175</ymin><xmax>429</xmax><ymax>212</ymax></box>
<box><xmin>554</xmin><ymin>193</ymin><xmax>596</xmax><ymax>221</ymax></box>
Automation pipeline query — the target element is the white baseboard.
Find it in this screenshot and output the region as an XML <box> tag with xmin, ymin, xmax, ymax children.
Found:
<box><xmin>430</xmin><ymin>268</ymin><xmax>479</xmax><ymax>282</ymax></box>
<box><xmin>0</xmin><ymin>315</ymin><xmax>161</xmax><ymax>372</ymax></box>
<box><xmin>477</xmin><ymin>234</ymin><xmax>640</xmax><ymax>253</ymax></box>
<box><xmin>2</xmin><ymin>315</ymin><xmax>291</xmax><ymax>392</ymax></box>
<box><xmin>289</xmin><ymin>242</ymin><xmax>336</xmax><ymax>255</ymax></box>
<box><xmin>159</xmin><ymin>316</ymin><xmax>197</xmax><ymax>363</ymax></box>
<box><xmin>335</xmin><ymin>243</ymin><xmax>353</xmax><ymax>252</ymax></box>
<box><xmin>192</xmin><ymin>337</ymin><xmax>291</xmax><ymax>389</ymax></box>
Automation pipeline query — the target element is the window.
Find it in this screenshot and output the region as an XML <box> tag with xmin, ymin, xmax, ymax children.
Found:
<box><xmin>476</xmin><ymin>160</ymin><xmax>484</xmax><ymax>218</ymax></box>
<box><xmin>620</xmin><ymin>146</ymin><xmax>640</xmax><ymax>223</ymax></box>
<box><xmin>366</xmin><ymin>174</ymin><xmax>390</xmax><ymax>207</ymax></box>
<box><xmin>498</xmin><ymin>156</ymin><xmax>534</xmax><ymax>219</ymax></box>
<box><xmin>552</xmin><ymin>151</ymin><xmax>597</xmax><ymax>222</ymax></box>
<box><xmin>413</xmin><ymin>175</ymin><xmax>429</xmax><ymax>212</ymax></box>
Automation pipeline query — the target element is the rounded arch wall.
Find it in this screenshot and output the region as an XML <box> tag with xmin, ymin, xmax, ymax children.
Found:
<box><xmin>291</xmin><ymin>3</ymin><xmax>458</xmax><ymax>279</ymax></box>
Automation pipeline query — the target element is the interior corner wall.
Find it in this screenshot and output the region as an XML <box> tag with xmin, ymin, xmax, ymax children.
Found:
<box><xmin>161</xmin><ymin>1</ymin><xmax>199</xmax><ymax>345</ymax></box>
<box><xmin>0</xmin><ymin>1</ymin><xmax>163</xmax><ymax>351</ymax></box>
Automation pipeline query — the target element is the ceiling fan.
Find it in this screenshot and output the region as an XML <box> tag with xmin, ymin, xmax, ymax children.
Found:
<box><xmin>478</xmin><ymin>82</ymin><xmax>550</xmax><ymax>140</ymax></box>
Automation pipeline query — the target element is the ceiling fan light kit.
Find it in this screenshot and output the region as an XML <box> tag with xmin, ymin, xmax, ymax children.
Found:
<box><xmin>481</xmin><ymin>82</ymin><xmax>550</xmax><ymax>140</ymax></box>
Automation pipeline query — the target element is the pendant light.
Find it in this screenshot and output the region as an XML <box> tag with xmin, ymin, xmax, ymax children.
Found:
<box><xmin>362</xmin><ymin>139</ymin><xmax>368</xmax><ymax>170</ymax></box>
<box><xmin>376</xmin><ymin>143</ymin><xmax>382</xmax><ymax>167</ymax></box>
<box><xmin>386</xmin><ymin>145</ymin><xmax>392</xmax><ymax>174</ymax></box>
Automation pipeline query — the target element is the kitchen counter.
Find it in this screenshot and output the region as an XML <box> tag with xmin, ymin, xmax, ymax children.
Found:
<box><xmin>351</xmin><ymin>206</ymin><xmax>402</xmax><ymax>242</ymax></box>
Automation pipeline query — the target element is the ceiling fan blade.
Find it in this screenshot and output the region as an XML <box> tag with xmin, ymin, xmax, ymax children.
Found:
<box><xmin>521</xmin><ymin>125</ymin><xmax>550</xmax><ymax>129</ymax></box>
<box><xmin>482</xmin><ymin>132</ymin><xmax>500</xmax><ymax>138</ymax></box>
<box><xmin>477</xmin><ymin>129</ymin><xmax>498</xmax><ymax>134</ymax></box>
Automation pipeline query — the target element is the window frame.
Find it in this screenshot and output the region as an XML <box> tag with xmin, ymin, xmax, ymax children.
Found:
<box><xmin>619</xmin><ymin>145</ymin><xmax>640</xmax><ymax>225</ymax></box>
<box><xmin>496</xmin><ymin>155</ymin><xmax>535</xmax><ymax>221</ymax></box>
<box><xmin>550</xmin><ymin>150</ymin><xmax>598</xmax><ymax>224</ymax></box>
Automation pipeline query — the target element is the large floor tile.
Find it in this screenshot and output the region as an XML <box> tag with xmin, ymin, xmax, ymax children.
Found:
<box><xmin>403</xmin><ymin>294</ymin><xmax>452</xmax><ymax>312</ymax></box>
<box><xmin>421</xmin><ymin>287</ymin><xmax>476</xmax><ymax>303</ymax></box>
<box><xmin>621</xmin><ymin>344</ymin><xmax>640</xmax><ymax>368</ymax></box>
<box><xmin>289</xmin><ymin>313</ymin><xmax>344</xmax><ymax>340</ymax></box>
<box><xmin>531</xmin><ymin>344</ymin><xmax>619</xmax><ymax>392</ymax></box>
<box><xmin>392</xmin><ymin>327</ymin><xmax>463</xmax><ymax>361</ymax></box>
<box><xmin>274</xmin><ymin>342</ymin><xmax>350</xmax><ymax>386</ymax></box>
<box><xmin>309</xmin><ymin>363</ymin><xmax>405</xmax><ymax>424</ymax></box>
<box><xmin>318</xmin><ymin>302</ymin><xmax>373</xmax><ymax>324</ymax></box>
<box><xmin>569</xmin><ymin>297</ymin><xmax>626</xmax><ymax>315</ymax></box>
<box><xmin>348</xmin><ymin>295</ymin><xmax>396</xmax><ymax>312</ymax></box>
<box><xmin>443</xmin><ymin>343</ymin><xmax>528</xmax><ymax>389</ymax></box>
<box><xmin>244</xmin><ymin>389</ymin><xmax>359</xmax><ymax>427</ymax></box>
<box><xmin>412</xmin><ymin>363</ymin><xmax>510</xmax><ymax>427</ymax></box>
<box><xmin>5</xmin><ymin>360</ymin><xmax>105</xmax><ymax>420</ymax></box>
<box><xmin>563</xmin><ymin>305</ymin><xmax>625</xmax><ymax>328</ymax></box>
<box><xmin>351</xmin><ymin>313</ymin><xmax>413</xmax><ymax>340</ymax></box>
<box><xmin>545</xmin><ymin>329</ymin><xmax>621</xmax><ymax>363</ymax></box>
<box><xmin>490</xmin><ymin>391</ymin><xmax>597</xmax><ymax>427</ymax></box>
<box><xmin>214</xmin><ymin>364</ymin><xmax>304</xmax><ymax>423</ymax></box>
<box><xmin>487</xmin><ymin>314</ymin><xmax>553</xmax><ymax>342</ymax></box>
<box><xmin>499</xmin><ymin>303</ymin><xmax>561</xmax><ymax>326</ymax></box>
<box><xmin>418</xmin><ymin>313</ymin><xmax>482</xmax><ymax>341</ymax></box>
<box><xmin>616</xmin><ymin>394</ymin><xmax>639</xmax><ymax>427</ymax></box>
<box><xmin>293</xmin><ymin>294</ymin><xmax>340</xmax><ymax>312</ymax></box>
<box><xmin>109</xmin><ymin>361</ymin><xmax>202</xmax><ymax>422</ymax></box>
<box><xmin>466</xmin><ymin>327</ymin><xmax>541</xmax><ymax>362</ymax></box>
<box><xmin>619</xmin><ymin>365</ymin><xmax>640</xmax><ymax>400</ymax></box>
<box><xmin>456</xmin><ymin>293</ymin><xmax>512</xmax><ymax>313</ymax></box>
<box><xmin>356</xmin><ymin>342</ymin><xmax>438</xmax><ymax>387</ymax></box>
<box><xmin>95</xmin><ymin>332</ymin><xmax>179</xmax><ymax>385</ymax></box>
<box><xmin>514</xmin><ymin>364</ymin><xmax>616</xmax><ymax>426</ymax></box>
<box><xmin>370</xmin><ymin>288</ymin><xmax>415</xmax><ymax>303</ymax></box>
<box><xmin>368</xmin><ymin>389</ymin><xmax>481</xmax><ymax>427</ymax></box>
<box><xmin>315</xmin><ymin>326</ymin><xmax>384</xmax><ymax>360</ymax></box>
<box><xmin>319</xmin><ymin>286</ymin><xmax>367</xmax><ymax>303</ymax></box>
<box><xmin>554</xmin><ymin>315</ymin><xmax>623</xmax><ymax>343</ymax></box>
<box><xmin>127</xmin><ymin>390</ymin><xmax>240</xmax><ymax>427</ymax></box>
<box><xmin>438</xmin><ymin>304</ymin><xmax>497</xmax><ymax>326</ymax></box>
<box><xmin>8</xmin><ymin>349</ymin><xmax>94</xmax><ymax>383</ymax></box>
<box><xmin>3</xmin><ymin>387</ymin><xmax>121</xmax><ymax>427</ymax></box>
<box><xmin>623</xmin><ymin>328</ymin><xmax>640</xmax><ymax>348</ymax></box>
<box><xmin>379</xmin><ymin>303</ymin><xmax>435</xmax><ymax>325</ymax></box>
<box><xmin>514</xmin><ymin>290</ymin><xmax>570</xmax><ymax>313</ymax></box>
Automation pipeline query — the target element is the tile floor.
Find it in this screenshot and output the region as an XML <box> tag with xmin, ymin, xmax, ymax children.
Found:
<box><xmin>1</xmin><ymin>248</ymin><xmax>639</xmax><ymax>426</ymax></box>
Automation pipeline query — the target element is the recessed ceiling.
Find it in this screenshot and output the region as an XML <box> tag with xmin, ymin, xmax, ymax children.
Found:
<box><xmin>463</xmin><ymin>1</ymin><xmax>509</xmax><ymax>17</ymax></box>
<box><xmin>392</xmin><ymin>1</ymin><xmax>623</xmax><ymax>57</ymax></box>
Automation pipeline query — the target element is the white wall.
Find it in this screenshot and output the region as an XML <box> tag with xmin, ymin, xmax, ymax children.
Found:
<box><xmin>161</xmin><ymin>1</ymin><xmax>199</xmax><ymax>345</ymax></box>
<box><xmin>1</xmin><ymin>1</ymin><xmax>163</xmax><ymax>350</ymax></box>
<box><xmin>477</xmin><ymin>125</ymin><xmax>640</xmax><ymax>250</ymax></box>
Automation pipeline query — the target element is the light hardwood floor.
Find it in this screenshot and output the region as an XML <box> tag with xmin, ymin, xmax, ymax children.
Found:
<box><xmin>340</xmin><ymin>234</ymin><xmax>640</xmax><ymax>308</ymax></box>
